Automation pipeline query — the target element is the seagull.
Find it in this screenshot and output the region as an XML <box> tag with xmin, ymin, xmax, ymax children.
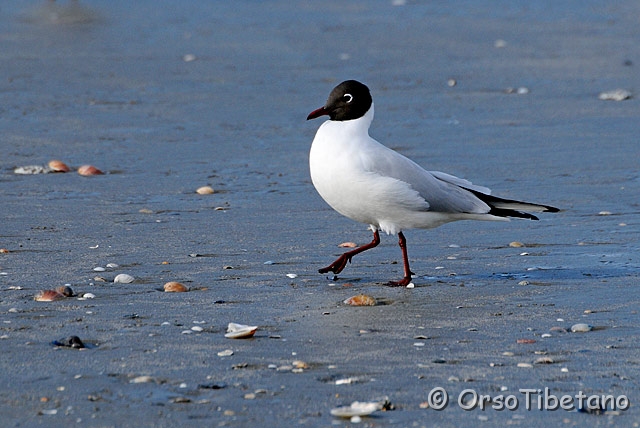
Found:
<box><xmin>306</xmin><ymin>80</ymin><xmax>559</xmax><ymax>286</ymax></box>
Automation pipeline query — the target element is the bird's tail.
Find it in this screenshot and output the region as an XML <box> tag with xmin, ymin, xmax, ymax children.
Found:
<box><xmin>465</xmin><ymin>189</ymin><xmax>560</xmax><ymax>220</ymax></box>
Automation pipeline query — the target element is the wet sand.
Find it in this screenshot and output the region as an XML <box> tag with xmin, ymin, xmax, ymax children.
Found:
<box><xmin>1</xmin><ymin>1</ymin><xmax>639</xmax><ymax>426</ymax></box>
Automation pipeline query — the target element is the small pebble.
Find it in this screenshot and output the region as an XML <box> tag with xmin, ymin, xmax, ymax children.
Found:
<box><xmin>106</xmin><ymin>263</ymin><xmax>119</xmax><ymax>268</ymax></box>
<box><xmin>518</xmin><ymin>280</ymin><xmax>530</xmax><ymax>286</ymax></box>
<box><xmin>53</xmin><ymin>335</ymin><xmax>85</xmax><ymax>349</ymax></box>
<box><xmin>81</xmin><ymin>293</ymin><xmax>95</xmax><ymax>299</ymax></box>
<box><xmin>183</xmin><ymin>53</ymin><xmax>197</xmax><ymax>62</ymax></box>
<box><xmin>191</xmin><ymin>326</ymin><xmax>204</xmax><ymax>332</ymax></box>
<box><xmin>534</xmin><ymin>357</ymin><xmax>554</xmax><ymax>364</ymax></box>
<box><xmin>93</xmin><ymin>267</ymin><xmax>106</xmax><ymax>272</ymax></box>
<box><xmin>114</xmin><ymin>273</ymin><xmax>135</xmax><ymax>284</ymax></box>
<box><xmin>286</xmin><ymin>273</ymin><xmax>298</xmax><ymax>279</ymax></box>
<box><xmin>406</xmin><ymin>282</ymin><xmax>415</xmax><ymax>288</ymax></box>
<box><xmin>217</xmin><ymin>349</ymin><xmax>234</xmax><ymax>357</ymax></box>
<box><xmin>571</xmin><ymin>323</ymin><xmax>593</xmax><ymax>333</ymax></box>
<box><xmin>517</xmin><ymin>363</ymin><xmax>533</xmax><ymax>368</ymax></box>
<box><xmin>516</xmin><ymin>338</ymin><xmax>536</xmax><ymax>344</ymax></box>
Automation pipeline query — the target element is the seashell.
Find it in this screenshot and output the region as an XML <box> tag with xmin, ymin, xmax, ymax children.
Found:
<box><xmin>338</xmin><ymin>242</ymin><xmax>357</xmax><ymax>248</ymax></box>
<box><xmin>225</xmin><ymin>322</ymin><xmax>258</xmax><ymax>339</ymax></box>
<box><xmin>196</xmin><ymin>186</ymin><xmax>215</xmax><ymax>195</ymax></box>
<box><xmin>48</xmin><ymin>160</ymin><xmax>70</xmax><ymax>172</ymax></box>
<box><xmin>113</xmin><ymin>273</ymin><xmax>135</xmax><ymax>283</ymax></box>
<box><xmin>56</xmin><ymin>285</ymin><xmax>75</xmax><ymax>297</ymax></box>
<box><xmin>330</xmin><ymin>400</ymin><xmax>385</xmax><ymax>418</ymax></box>
<box><xmin>217</xmin><ymin>349</ymin><xmax>234</xmax><ymax>357</ymax></box>
<box><xmin>81</xmin><ymin>293</ymin><xmax>95</xmax><ymax>299</ymax></box>
<box><xmin>509</xmin><ymin>241</ymin><xmax>525</xmax><ymax>248</ymax></box>
<box><xmin>164</xmin><ymin>281</ymin><xmax>188</xmax><ymax>292</ymax></box>
<box><xmin>598</xmin><ymin>89</ymin><xmax>632</xmax><ymax>101</ymax></box>
<box><xmin>130</xmin><ymin>375</ymin><xmax>154</xmax><ymax>384</ymax></box>
<box><xmin>571</xmin><ymin>323</ymin><xmax>593</xmax><ymax>333</ymax></box>
<box><xmin>343</xmin><ymin>294</ymin><xmax>376</xmax><ymax>306</ymax></box>
<box><xmin>34</xmin><ymin>290</ymin><xmax>66</xmax><ymax>301</ymax></box>
<box><xmin>0</xmin><ymin>248</ymin><xmax>9</xmax><ymax>253</ymax></box>
<box><xmin>77</xmin><ymin>165</ymin><xmax>103</xmax><ymax>176</ymax></box>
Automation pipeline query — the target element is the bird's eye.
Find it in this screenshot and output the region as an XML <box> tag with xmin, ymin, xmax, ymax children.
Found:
<box><xmin>343</xmin><ymin>93</ymin><xmax>353</xmax><ymax>103</ymax></box>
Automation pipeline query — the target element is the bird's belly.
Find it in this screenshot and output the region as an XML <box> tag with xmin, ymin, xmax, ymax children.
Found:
<box><xmin>310</xmin><ymin>161</ymin><xmax>446</xmax><ymax>234</ymax></box>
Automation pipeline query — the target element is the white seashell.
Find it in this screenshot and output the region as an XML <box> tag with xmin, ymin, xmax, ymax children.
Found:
<box><xmin>570</xmin><ymin>323</ymin><xmax>593</xmax><ymax>333</ymax></box>
<box><xmin>106</xmin><ymin>263</ymin><xmax>119</xmax><ymax>268</ymax></box>
<box><xmin>598</xmin><ymin>89</ymin><xmax>632</xmax><ymax>101</ymax></box>
<box><xmin>330</xmin><ymin>400</ymin><xmax>384</xmax><ymax>418</ymax></box>
<box><xmin>217</xmin><ymin>349</ymin><xmax>234</xmax><ymax>357</ymax></box>
<box><xmin>93</xmin><ymin>267</ymin><xmax>106</xmax><ymax>272</ymax></box>
<box><xmin>286</xmin><ymin>273</ymin><xmax>297</xmax><ymax>279</ymax></box>
<box><xmin>191</xmin><ymin>326</ymin><xmax>203</xmax><ymax>332</ymax></box>
<box><xmin>14</xmin><ymin>165</ymin><xmax>52</xmax><ymax>175</ymax></box>
<box><xmin>225</xmin><ymin>322</ymin><xmax>258</xmax><ymax>339</ymax></box>
<box><xmin>114</xmin><ymin>273</ymin><xmax>135</xmax><ymax>283</ymax></box>
<box><xmin>196</xmin><ymin>186</ymin><xmax>215</xmax><ymax>195</ymax></box>
<box><xmin>130</xmin><ymin>376</ymin><xmax>154</xmax><ymax>384</ymax></box>
<box><xmin>81</xmin><ymin>293</ymin><xmax>96</xmax><ymax>299</ymax></box>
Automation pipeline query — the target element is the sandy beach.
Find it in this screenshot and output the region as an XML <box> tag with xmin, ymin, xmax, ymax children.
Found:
<box><xmin>1</xmin><ymin>1</ymin><xmax>639</xmax><ymax>426</ymax></box>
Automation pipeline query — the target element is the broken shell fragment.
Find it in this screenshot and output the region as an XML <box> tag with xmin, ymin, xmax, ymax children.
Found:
<box><xmin>48</xmin><ymin>160</ymin><xmax>71</xmax><ymax>172</ymax></box>
<box><xmin>330</xmin><ymin>400</ymin><xmax>385</xmax><ymax>418</ymax></box>
<box><xmin>338</xmin><ymin>242</ymin><xmax>357</xmax><ymax>248</ymax></box>
<box><xmin>598</xmin><ymin>89</ymin><xmax>632</xmax><ymax>101</ymax></box>
<box><xmin>196</xmin><ymin>186</ymin><xmax>215</xmax><ymax>195</ymax></box>
<box><xmin>343</xmin><ymin>294</ymin><xmax>376</xmax><ymax>306</ymax></box>
<box><xmin>14</xmin><ymin>165</ymin><xmax>51</xmax><ymax>174</ymax></box>
<box><xmin>34</xmin><ymin>290</ymin><xmax>66</xmax><ymax>301</ymax></box>
<box><xmin>164</xmin><ymin>281</ymin><xmax>188</xmax><ymax>292</ymax></box>
<box><xmin>113</xmin><ymin>273</ymin><xmax>135</xmax><ymax>284</ymax></box>
<box><xmin>77</xmin><ymin>165</ymin><xmax>103</xmax><ymax>176</ymax></box>
<box><xmin>225</xmin><ymin>322</ymin><xmax>258</xmax><ymax>339</ymax></box>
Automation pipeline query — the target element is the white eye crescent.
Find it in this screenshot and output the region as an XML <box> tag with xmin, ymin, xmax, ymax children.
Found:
<box><xmin>343</xmin><ymin>93</ymin><xmax>353</xmax><ymax>103</ymax></box>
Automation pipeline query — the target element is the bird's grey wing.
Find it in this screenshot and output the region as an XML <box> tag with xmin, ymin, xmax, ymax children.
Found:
<box><xmin>429</xmin><ymin>171</ymin><xmax>491</xmax><ymax>195</ymax></box>
<box><xmin>361</xmin><ymin>144</ymin><xmax>491</xmax><ymax>215</ymax></box>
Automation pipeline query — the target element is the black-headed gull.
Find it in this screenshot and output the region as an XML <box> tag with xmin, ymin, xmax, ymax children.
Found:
<box><xmin>307</xmin><ymin>80</ymin><xmax>558</xmax><ymax>286</ymax></box>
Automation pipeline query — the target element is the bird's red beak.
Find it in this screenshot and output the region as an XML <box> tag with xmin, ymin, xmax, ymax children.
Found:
<box><xmin>307</xmin><ymin>106</ymin><xmax>329</xmax><ymax>120</ymax></box>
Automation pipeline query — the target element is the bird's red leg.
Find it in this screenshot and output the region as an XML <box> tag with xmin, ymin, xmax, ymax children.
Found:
<box><xmin>319</xmin><ymin>229</ymin><xmax>380</xmax><ymax>276</ymax></box>
<box><xmin>388</xmin><ymin>231</ymin><xmax>414</xmax><ymax>286</ymax></box>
